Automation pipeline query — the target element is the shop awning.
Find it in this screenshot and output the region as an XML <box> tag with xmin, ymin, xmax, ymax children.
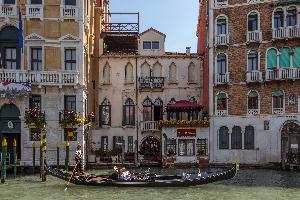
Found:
<box><xmin>166</xmin><ymin>100</ymin><xmax>204</xmax><ymax>112</ymax></box>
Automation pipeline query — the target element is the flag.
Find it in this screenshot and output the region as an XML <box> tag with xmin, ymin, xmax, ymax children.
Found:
<box><xmin>18</xmin><ymin>1</ymin><xmax>23</xmax><ymax>51</ymax></box>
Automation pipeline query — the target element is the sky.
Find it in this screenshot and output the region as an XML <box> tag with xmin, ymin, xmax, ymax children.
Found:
<box><xmin>109</xmin><ymin>0</ymin><xmax>199</xmax><ymax>53</ymax></box>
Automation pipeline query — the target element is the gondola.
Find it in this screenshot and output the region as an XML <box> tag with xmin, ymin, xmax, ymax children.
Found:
<box><xmin>45</xmin><ymin>163</ymin><xmax>238</xmax><ymax>187</ymax></box>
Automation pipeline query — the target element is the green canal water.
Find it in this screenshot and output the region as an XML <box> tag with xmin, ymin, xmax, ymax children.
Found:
<box><xmin>0</xmin><ymin>169</ymin><xmax>300</xmax><ymax>200</ymax></box>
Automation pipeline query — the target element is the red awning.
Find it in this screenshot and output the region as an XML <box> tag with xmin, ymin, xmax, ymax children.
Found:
<box><xmin>166</xmin><ymin>100</ymin><xmax>204</xmax><ymax>112</ymax></box>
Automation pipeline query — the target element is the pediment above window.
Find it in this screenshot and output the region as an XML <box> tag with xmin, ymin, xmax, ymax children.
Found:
<box><xmin>25</xmin><ymin>33</ymin><xmax>45</xmax><ymax>41</ymax></box>
<box><xmin>59</xmin><ymin>34</ymin><xmax>80</xmax><ymax>42</ymax></box>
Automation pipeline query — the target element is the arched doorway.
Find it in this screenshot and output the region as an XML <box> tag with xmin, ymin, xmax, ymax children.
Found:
<box><xmin>0</xmin><ymin>104</ymin><xmax>21</xmax><ymax>163</ymax></box>
<box><xmin>281</xmin><ymin>121</ymin><xmax>300</xmax><ymax>167</ymax></box>
<box><xmin>140</xmin><ymin>136</ymin><xmax>161</xmax><ymax>162</ymax></box>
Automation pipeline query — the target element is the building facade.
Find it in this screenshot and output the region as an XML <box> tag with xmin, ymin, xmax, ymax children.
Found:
<box><xmin>90</xmin><ymin>26</ymin><xmax>208</xmax><ymax>165</ymax></box>
<box><xmin>0</xmin><ymin>0</ymin><xmax>97</xmax><ymax>166</ymax></box>
<box><xmin>198</xmin><ymin>0</ymin><xmax>300</xmax><ymax>166</ymax></box>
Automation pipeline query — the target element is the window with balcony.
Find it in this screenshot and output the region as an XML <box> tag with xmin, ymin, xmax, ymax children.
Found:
<box><xmin>5</xmin><ymin>47</ymin><xmax>17</xmax><ymax>69</ymax></box>
<box><xmin>123</xmin><ymin>98</ymin><xmax>135</xmax><ymax>126</ymax></box>
<box><xmin>293</xmin><ymin>46</ymin><xmax>300</xmax><ymax>68</ymax></box>
<box><xmin>244</xmin><ymin>126</ymin><xmax>255</xmax><ymax>149</ymax></box>
<box><xmin>153</xmin><ymin>98</ymin><xmax>163</xmax><ymax>121</ymax></box>
<box><xmin>103</xmin><ymin>63</ymin><xmax>110</xmax><ymax>84</ymax></box>
<box><xmin>248</xmin><ymin>12</ymin><xmax>258</xmax><ymax>31</ymax></box>
<box><xmin>219</xmin><ymin>126</ymin><xmax>229</xmax><ymax>149</ymax></box>
<box><xmin>272</xmin><ymin>90</ymin><xmax>284</xmax><ymax>114</ymax></box>
<box><xmin>217</xmin><ymin>53</ymin><xmax>227</xmax><ymax>74</ymax></box>
<box><xmin>64</xmin><ymin>48</ymin><xmax>76</xmax><ymax>70</ymax></box>
<box><xmin>31</xmin><ymin>47</ymin><xmax>42</xmax><ymax>71</ymax></box>
<box><xmin>65</xmin><ymin>0</ymin><xmax>76</xmax><ymax>6</ymax></box>
<box><xmin>125</xmin><ymin>62</ymin><xmax>133</xmax><ymax>84</ymax></box>
<box><xmin>217</xmin><ymin>17</ymin><xmax>227</xmax><ymax>35</ymax></box>
<box><xmin>215</xmin><ymin>0</ymin><xmax>228</xmax><ymax>7</ymax></box>
<box><xmin>286</xmin><ymin>7</ymin><xmax>297</xmax><ymax>27</ymax></box>
<box><xmin>143</xmin><ymin>98</ymin><xmax>153</xmax><ymax>121</ymax></box>
<box><xmin>248</xmin><ymin>50</ymin><xmax>258</xmax><ymax>71</ymax></box>
<box><xmin>279</xmin><ymin>47</ymin><xmax>291</xmax><ymax>68</ymax></box>
<box><xmin>168</xmin><ymin>63</ymin><xmax>177</xmax><ymax>83</ymax></box>
<box><xmin>248</xmin><ymin>91</ymin><xmax>259</xmax><ymax>115</ymax></box>
<box><xmin>267</xmin><ymin>48</ymin><xmax>278</xmax><ymax>69</ymax></box>
<box><xmin>231</xmin><ymin>126</ymin><xmax>242</xmax><ymax>149</ymax></box>
<box><xmin>64</xmin><ymin>95</ymin><xmax>76</xmax><ymax>111</ymax></box>
<box><xmin>99</xmin><ymin>98</ymin><xmax>111</xmax><ymax>126</ymax></box>
<box><xmin>216</xmin><ymin>92</ymin><xmax>227</xmax><ymax>115</ymax></box>
<box><xmin>273</xmin><ymin>9</ymin><xmax>284</xmax><ymax>29</ymax></box>
<box><xmin>29</xmin><ymin>94</ymin><xmax>41</xmax><ymax>110</ymax></box>
<box><xmin>188</xmin><ymin>62</ymin><xmax>196</xmax><ymax>83</ymax></box>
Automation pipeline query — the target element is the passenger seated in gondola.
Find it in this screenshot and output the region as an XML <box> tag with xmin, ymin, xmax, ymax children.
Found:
<box><xmin>109</xmin><ymin>166</ymin><xmax>120</xmax><ymax>180</ymax></box>
<box><xmin>120</xmin><ymin>167</ymin><xmax>132</xmax><ymax>181</ymax></box>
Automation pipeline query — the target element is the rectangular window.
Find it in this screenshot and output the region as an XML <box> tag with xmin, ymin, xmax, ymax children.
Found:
<box><xmin>128</xmin><ymin>136</ymin><xmax>134</xmax><ymax>153</ymax></box>
<box><xmin>31</xmin><ymin>0</ymin><xmax>42</xmax><ymax>4</ymax></box>
<box><xmin>196</xmin><ymin>139</ymin><xmax>208</xmax><ymax>156</ymax></box>
<box><xmin>166</xmin><ymin>139</ymin><xmax>176</xmax><ymax>155</ymax></box>
<box><xmin>5</xmin><ymin>47</ymin><xmax>17</xmax><ymax>69</ymax></box>
<box><xmin>64</xmin><ymin>49</ymin><xmax>76</xmax><ymax>70</ymax></box>
<box><xmin>152</xmin><ymin>41</ymin><xmax>159</xmax><ymax>49</ymax></box>
<box><xmin>31</xmin><ymin>48</ymin><xmax>42</xmax><ymax>71</ymax></box>
<box><xmin>178</xmin><ymin>139</ymin><xmax>195</xmax><ymax>156</ymax></box>
<box><xmin>143</xmin><ymin>41</ymin><xmax>151</xmax><ymax>49</ymax></box>
<box><xmin>29</xmin><ymin>95</ymin><xmax>41</xmax><ymax>110</ymax></box>
<box><xmin>4</xmin><ymin>0</ymin><xmax>15</xmax><ymax>4</ymax></box>
<box><xmin>65</xmin><ymin>0</ymin><xmax>76</xmax><ymax>5</ymax></box>
<box><xmin>64</xmin><ymin>95</ymin><xmax>76</xmax><ymax>111</ymax></box>
<box><xmin>101</xmin><ymin>136</ymin><xmax>108</xmax><ymax>151</ymax></box>
<box><xmin>30</xmin><ymin>128</ymin><xmax>41</xmax><ymax>141</ymax></box>
<box><xmin>217</xmin><ymin>19</ymin><xmax>226</xmax><ymax>35</ymax></box>
<box><xmin>64</xmin><ymin>128</ymin><xmax>77</xmax><ymax>141</ymax></box>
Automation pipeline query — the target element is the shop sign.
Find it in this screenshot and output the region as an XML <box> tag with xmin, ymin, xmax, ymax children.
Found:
<box><xmin>177</xmin><ymin>129</ymin><xmax>196</xmax><ymax>137</ymax></box>
<box><xmin>291</xmin><ymin>144</ymin><xmax>298</xmax><ymax>149</ymax></box>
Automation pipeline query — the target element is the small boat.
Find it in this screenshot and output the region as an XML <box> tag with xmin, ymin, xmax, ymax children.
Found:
<box><xmin>45</xmin><ymin>164</ymin><xmax>238</xmax><ymax>187</ymax></box>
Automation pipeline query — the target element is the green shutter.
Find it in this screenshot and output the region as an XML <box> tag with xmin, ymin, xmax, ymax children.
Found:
<box><xmin>273</xmin><ymin>90</ymin><xmax>284</xmax><ymax>97</ymax></box>
<box><xmin>293</xmin><ymin>47</ymin><xmax>300</xmax><ymax>68</ymax></box>
<box><xmin>279</xmin><ymin>48</ymin><xmax>290</xmax><ymax>68</ymax></box>
<box><xmin>248</xmin><ymin>91</ymin><xmax>258</xmax><ymax>97</ymax></box>
<box><xmin>267</xmin><ymin>49</ymin><xmax>277</xmax><ymax>68</ymax></box>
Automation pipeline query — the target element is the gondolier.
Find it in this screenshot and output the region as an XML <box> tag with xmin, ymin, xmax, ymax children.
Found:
<box><xmin>75</xmin><ymin>142</ymin><xmax>83</xmax><ymax>175</ymax></box>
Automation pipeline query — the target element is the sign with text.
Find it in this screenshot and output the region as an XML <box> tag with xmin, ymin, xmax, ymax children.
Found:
<box><xmin>177</xmin><ymin>129</ymin><xmax>196</xmax><ymax>137</ymax></box>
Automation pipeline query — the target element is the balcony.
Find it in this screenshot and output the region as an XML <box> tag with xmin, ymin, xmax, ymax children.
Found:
<box><xmin>216</xmin><ymin>110</ymin><xmax>228</xmax><ymax>116</ymax></box>
<box><xmin>0</xmin><ymin>70</ymin><xmax>79</xmax><ymax>86</ymax></box>
<box><xmin>215</xmin><ymin>34</ymin><xmax>229</xmax><ymax>45</ymax></box>
<box><xmin>247</xmin><ymin>109</ymin><xmax>259</xmax><ymax>116</ymax></box>
<box><xmin>138</xmin><ymin>77</ymin><xmax>164</xmax><ymax>91</ymax></box>
<box><xmin>61</xmin><ymin>6</ymin><xmax>78</xmax><ymax>19</ymax></box>
<box><xmin>141</xmin><ymin>121</ymin><xmax>160</xmax><ymax>132</ymax></box>
<box><xmin>214</xmin><ymin>0</ymin><xmax>228</xmax><ymax>7</ymax></box>
<box><xmin>265</xmin><ymin>68</ymin><xmax>300</xmax><ymax>81</ymax></box>
<box><xmin>0</xmin><ymin>5</ymin><xmax>17</xmax><ymax>17</ymax></box>
<box><xmin>273</xmin><ymin>26</ymin><xmax>300</xmax><ymax>39</ymax></box>
<box><xmin>247</xmin><ymin>31</ymin><xmax>262</xmax><ymax>43</ymax></box>
<box><xmin>273</xmin><ymin>108</ymin><xmax>284</xmax><ymax>115</ymax></box>
<box><xmin>215</xmin><ymin>73</ymin><xmax>229</xmax><ymax>84</ymax></box>
<box><xmin>26</xmin><ymin>5</ymin><xmax>43</xmax><ymax>19</ymax></box>
<box><xmin>102</xmin><ymin>13</ymin><xmax>139</xmax><ymax>34</ymax></box>
<box><xmin>246</xmin><ymin>71</ymin><xmax>262</xmax><ymax>82</ymax></box>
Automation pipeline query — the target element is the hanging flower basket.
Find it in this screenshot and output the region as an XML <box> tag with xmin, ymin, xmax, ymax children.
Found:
<box><xmin>59</xmin><ymin>111</ymin><xmax>95</xmax><ymax>129</ymax></box>
<box><xmin>24</xmin><ymin>108</ymin><xmax>46</xmax><ymax>129</ymax></box>
<box><xmin>159</xmin><ymin>120</ymin><xmax>209</xmax><ymax>127</ymax></box>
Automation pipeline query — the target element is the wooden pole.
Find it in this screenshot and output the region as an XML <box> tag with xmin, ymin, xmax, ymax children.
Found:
<box><xmin>65</xmin><ymin>141</ymin><xmax>69</xmax><ymax>171</ymax></box>
<box><xmin>1</xmin><ymin>138</ymin><xmax>7</xmax><ymax>183</ymax></box>
<box><xmin>41</xmin><ymin>130</ymin><xmax>46</xmax><ymax>182</ymax></box>
<box><xmin>57</xmin><ymin>145</ymin><xmax>60</xmax><ymax>167</ymax></box>
<box><xmin>39</xmin><ymin>140</ymin><xmax>42</xmax><ymax>178</ymax></box>
<box><xmin>33</xmin><ymin>142</ymin><xmax>36</xmax><ymax>174</ymax></box>
<box><xmin>13</xmin><ymin>139</ymin><xmax>17</xmax><ymax>178</ymax></box>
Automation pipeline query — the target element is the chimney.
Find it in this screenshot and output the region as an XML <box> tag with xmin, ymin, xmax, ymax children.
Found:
<box><xmin>186</xmin><ymin>47</ymin><xmax>191</xmax><ymax>56</ymax></box>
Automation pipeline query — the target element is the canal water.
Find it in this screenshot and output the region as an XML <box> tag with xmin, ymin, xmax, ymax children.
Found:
<box><xmin>0</xmin><ymin>169</ymin><xmax>300</xmax><ymax>200</ymax></box>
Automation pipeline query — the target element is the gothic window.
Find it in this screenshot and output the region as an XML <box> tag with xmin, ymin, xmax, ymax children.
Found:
<box><xmin>216</xmin><ymin>16</ymin><xmax>227</xmax><ymax>35</ymax></box>
<box><xmin>244</xmin><ymin>126</ymin><xmax>255</xmax><ymax>149</ymax></box>
<box><xmin>153</xmin><ymin>98</ymin><xmax>163</xmax><ymax>121</ymax></box>
<box><xmin>188</xmin><ymin>62</ymin><xmax>196</xmax><ymax>83</ymax></box>
<box><xmin>248</xmin><ymin>91</ymin><xmax>259</xmax><ymax>110</ymax></box>
<box><xmin>217</xmin><ymin>92</ymin><xmax>227</xmax><ymax>111</ymax></box>
<box><xmin>248</xmin><ymin>12</ymin><xmax>258</xmax><ymax>31</ymax></box>
<box><xmin>99</xmin><ymin>98</ymin><xmax>111</xmax><ymax>126</ymax></box>
<box><xmin>294</xmin><ymin>46</ymin><xmax>300</xmax><ymax>68</ymax></box>
<box><xmin>103</xmin><ymin>63</ymin><xmax>110</xmax><ymax>84</ymax></box>
<box><xmin>273</xmin><ymin>9</ymin><xmax>284</xmax><ymax>29</ymax></box>
<box><xmin>125</xmin><ymin>63</ymin><xmax>134</xmax><ymax>83</ymax></box>
<box><xmin>219</xmin><ymin>126</ymin><xmax>229</xmax><ymax>149</ymax></box>
<box><xmin>248</xmin><ymin>50</ymin><xmax>258</xmax><ymax>71</ymax></box>
<box><xmin>287</xmin><ymin>7</ymin><xmax>297</xmax><ymax>27</ymax></box>
<box><xmin>217</xmin><ymin>53</ymin><xmax>227</xmax><ymax>74</ymax></box>
<box><xmin>123</xmin><ymin>98</ymin><xmax>135</xmax><ymax>126</ymax></box>
<box><xmin>169</xmin><ymin>63</ymin><xmax>177</xmax><ymax>82</ymax></box>
<box><xmin>267</xmin><ymin>48</ymin><xmax>278</xmax><ymax>69</ymax></box>
<box><xmin>231</xmin><ymin>126</ymin><xmax>242</xmax><ymax>149</ymax></box>
<box><xmin>279</xmin><ymin>48</ymin><xmax>291</xmax><ymax>68</ymax></box>
<box><xmin>143</xmin><ymin>98</ymin><xmax>153</xmax><ymax>121</ymax></box>
<box><xmin>141</xmin><ymin>62</ymin><xmax>150</xmax><ymax>77</ymax></box>
<box><xmin>153</xmin><ymin>62</ymin><xmax>162</xmax><ymax>77</ymax></box>
<box><xmin>272</xmin><ymin>90</ymin><xmax>284</xmax><ymax>113</ymax></box>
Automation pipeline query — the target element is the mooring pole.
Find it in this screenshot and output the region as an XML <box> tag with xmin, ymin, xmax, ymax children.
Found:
<box><xmin>13</xmin><ymin>139</ymin><xmax>17</xmax><ymax>178</ymax></box>
<box><xmin>33</xmin><ymin>142</ymin><xmax>36</xmax><ymax>174</ymax></box>
<box><xmin>57</xmin><ymin>145</ymin><xmax>60</xmax><ymax>167</ymax></box>
<box><xmin>1</xmin><ymin>138</ymin><xmax>7</xmax><ymax>183</ymax></box>
<box><xmin>41</xmin><ymin>131</ymin><xmax>46</xmax><ymax>182</ymax></box>
<box><xmin>39</xmin><ymin>140</ymin><xmax>42</xmax><ymax>178</ymax></box>
<box><xmin>65</xmin><ymin>141</ymin><xmax>69</xmax><ymax>171</ymax></box>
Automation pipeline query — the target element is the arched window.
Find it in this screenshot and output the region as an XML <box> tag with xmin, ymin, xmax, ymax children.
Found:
<box><xmin>153</xmin><ymin>98</ymin><xmax>163</xmax><ymax>121</ymax></box>
<box><xmin>267</xmin><ymin>48</ymin><xmax>278</xmax><ymax>69</ymax></box>
<box><xmin>217</xmin><ymin>92</ymin><xmax>227</xmax><ymax>111</ymax></box>
<box><xmin>273</xmin><ymin>9</ymin><xmax>284</xmax><ymax>28</ymax></box>
<box><xmin>169</xmin><ymin>63</ymin><xmax>177</xmax><ymax>82</ymax></box>
<box><xmin>99</xmin><ymin>98</ymin><xmax>111</xmax><ymax>126</ymax></box>
<box><xmin>216</xmin><ymin>16</ymin><xmax>227</xmax><ymax>35</ymax></box>
<box><xmin>141</xmin><ymin>62</ymin><xmax>150</xmax><ymax>77</ymax></box>
<box><xmin>125</xmin><ymin>63</ymin><xmax>133</xmax><ymax>83</ymax></box>
<box><xmin>231</xmin><ymin>126</ymin><xmax>242</xmax><ymax>149</ymax></box>
<box><xmin>168</xmin><ymin>98</ymin><xmax>177</xmax><ymax>120</ymax></box>
<box><xmin>103</xmin><ymin>63</ymin><xmax>110</xmax><ymax>84</ymax></box>
<box><xmin>248</xmin><ymin>50</ymin><xmax>258</xmax><ymax>71</ymax></box>
<box><xmin>143</xmin><ymin>98</ymin><xmax>153</xmax><ymax>121</ymax></box>
<box><xmin>153</xmin><ymin>62</ymin><xmax>162</xmax><ymax>77</ymax></box>
<box><xmin>217</xmin><ymin>53</ymin><xmax>227</xmax><ymax>74</ymax></box>
<box><xmin>279</xmin><ymin>48</ymin><xmax>290</xmax><ymax>68</ymax></box>
<box><xmin>188</xmin><ymin>63</ymin><xmax>196</xmax><ymax>82</ymax></box>
<box><xmin>123</xmin><ymin>98</ymin><xmax>135</xmax><ymax>126</ymax></box>
<box><xmin>245</xmin><ymin>126</ymin><xmax>255</xmax><ymax>149</ymax></box>
<box><xmin>287</xmin><ymin>7</ymin><xmax>297</xmax><ymax>27</ymax></box>
<box><xmin>248</xmin><ymin>91</ymin><xmax>259</xmax><ymax>112</ymax></box>
<box><xmin>219</xmin><ymin>126</ymin><xmax>229</xmax><ymax>149</ymax></box>
<box><xmin>293</xmin><ymin>46</ymin><xmax>300</xmax><ymax>68</ymax></box>
<box><xmin>272</xmin><ymin>90</ymin><xmax>284</xmax><ymax>114</ymax></box>
<box><xmin>248</xmin><ymin>12</ymin><xmax>258</xmax><ymax>31</ymax></box>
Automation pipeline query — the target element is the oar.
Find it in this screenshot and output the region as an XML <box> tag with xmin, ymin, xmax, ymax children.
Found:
<box><xmin>64</xmin><ymin>162</ymin><xmax>78</xmax><ymax>192</ymax></box>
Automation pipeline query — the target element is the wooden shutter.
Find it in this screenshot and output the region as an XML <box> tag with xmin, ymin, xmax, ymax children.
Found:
<box><xmin>293</xmin><ymin>47</ymin><xmax>300</xmax><ymax>68</ymax></box>
<box><xmin>267</xmin><ymin>49</ymin><xmax>277</xmax><ymax>68</ymax></box>
<box><xmin>279</xmin><ymin>48</ymin><xmax>290</xmax><ymax>68</ymax></box>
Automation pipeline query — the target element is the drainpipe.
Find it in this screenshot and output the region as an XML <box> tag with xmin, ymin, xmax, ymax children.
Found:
<box><xmin>135</xmin><ymin>55</ymin><xmax>139</xmax><ymax>166</ymax></box>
